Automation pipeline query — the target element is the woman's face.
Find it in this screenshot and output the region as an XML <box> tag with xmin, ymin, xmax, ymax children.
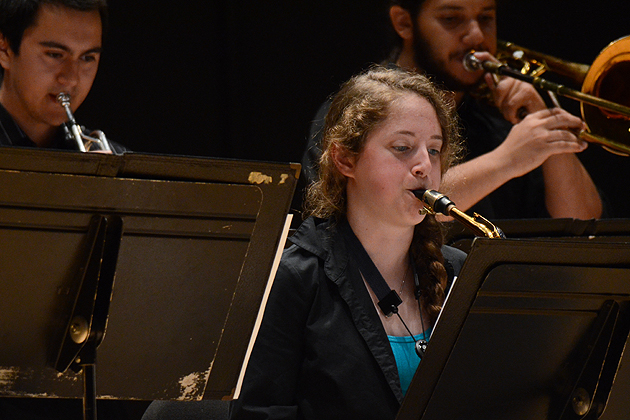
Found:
<box><xmin>341</xmin><ymin>93</ymin><xmax>443</xmax><ymax>228</ymax></box>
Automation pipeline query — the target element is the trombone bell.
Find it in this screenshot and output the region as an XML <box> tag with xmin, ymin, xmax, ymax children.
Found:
<box><xmin>489</xmin><ymin>36</ymin><xmax>630</xmax><ymax>156</ymax></box>
<box><xmin>581</xmin><ymin>36</ymin><xmax>630</xmax><ymax>155</ymax></box>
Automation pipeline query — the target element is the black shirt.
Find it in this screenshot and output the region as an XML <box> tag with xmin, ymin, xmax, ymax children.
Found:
<box><xmin>456</xmin><ymin>94</ymin><xmax>549</xmax><ymax>219</ymax></box>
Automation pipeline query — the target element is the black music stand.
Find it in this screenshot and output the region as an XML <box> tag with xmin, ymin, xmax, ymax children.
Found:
<box><xmin>444</xmin><ymin>217</ymin><xmax>630</xmax><ymax>252</ymax></box>
<box><xmin>0</xmin><ymin>148</ymin><xmax>299</xmax><ymax>419</ymax></box>
<box><xmin>396</xmin><ymin>237</ymin><xmax>630</xmax><ymax>420</ymax></box>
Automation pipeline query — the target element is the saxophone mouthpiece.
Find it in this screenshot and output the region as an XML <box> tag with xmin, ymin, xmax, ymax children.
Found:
<box><xmin>412</xmin><ymin>189</ymin><xmax>426</xmax><ymax>200</ymax></box>
<box><xmin>412</xmin><ymin>189</ymin><xmax>454</xmax><ymax>216</ymax></box>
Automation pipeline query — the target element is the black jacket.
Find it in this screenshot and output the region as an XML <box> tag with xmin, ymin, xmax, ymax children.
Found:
<box><xmin>231</xmin><ymin>217</ymin><xmax>467</xmax><ymax>420</ymax></box>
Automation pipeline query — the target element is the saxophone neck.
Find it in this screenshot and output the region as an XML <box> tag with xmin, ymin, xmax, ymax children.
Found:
<box><xmin>414</xmin><ymin>189</ymin><xmax>505</xmax><ymax>239</ymax></box>
<box><xmin>450</xmin><ymin>208</ymin><xmax>505</xmax><ymax>239</ymax></box>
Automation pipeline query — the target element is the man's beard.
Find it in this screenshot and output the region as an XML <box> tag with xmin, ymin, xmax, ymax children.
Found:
<box><xmin>412</xmin><ymin>27</ymin><xmax>483</xmax><ymax>92</ymax></box>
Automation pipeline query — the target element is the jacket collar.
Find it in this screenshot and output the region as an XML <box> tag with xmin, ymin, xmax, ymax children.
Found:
<box><xmin>290</xmin><ymin>217</ymin><xmax>405</xmax><ymax>402</ymax></box>
<box><xmin>289</xmin><ymin>217</ymin><xmax>349</xmax><ymax>284</ymax></box>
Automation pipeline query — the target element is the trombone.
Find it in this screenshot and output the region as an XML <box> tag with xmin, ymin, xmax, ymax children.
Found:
<box><xmin>464</xmin><ymin>36</ymin><xmax>630</xmax><ymax>156</ymax></box>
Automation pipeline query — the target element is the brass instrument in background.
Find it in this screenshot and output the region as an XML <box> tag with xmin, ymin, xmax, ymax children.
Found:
<box><xmin>56</xmin><ymin>92</ymin><xmax>113</xmax><ymax>153</ymax></box>
<box><xmin>413</xmin><ymin>189</ymin><xmax>505</xmax><ymax>239</ymax></box>
<box><xmin>465</xmin><ymin>36</ymin><xmax>630</xmax><ymax>156</ymax></box>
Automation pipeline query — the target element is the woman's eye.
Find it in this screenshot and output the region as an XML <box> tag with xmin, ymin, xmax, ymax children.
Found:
<box><xmin>428</xmin><ymin>148</ymin><xmax>441</xmax><ymax>156</ymax></box>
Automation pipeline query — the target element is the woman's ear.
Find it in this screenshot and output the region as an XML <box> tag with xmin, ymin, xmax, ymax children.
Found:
<box><xmin>389</xmin><ymin>5</ymin><xmax>414</xmax><ymax>41</ymax></box>
<box><xmin>331</xmin><ymin>144</ymin><xmax>356</xmax><ymax>179</ymax></box>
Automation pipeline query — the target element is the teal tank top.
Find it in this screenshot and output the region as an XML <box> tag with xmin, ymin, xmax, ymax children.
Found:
<box><xmin>388</xmin><ymin>328</ymin><xmax>432</xmax><ymax>396</ymax></box>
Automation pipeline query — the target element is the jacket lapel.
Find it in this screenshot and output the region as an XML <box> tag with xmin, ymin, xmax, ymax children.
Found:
<box><xmin>325</xmin><ymin>221</ymin><xmax>405</xmax><ymax>403</ymax></box>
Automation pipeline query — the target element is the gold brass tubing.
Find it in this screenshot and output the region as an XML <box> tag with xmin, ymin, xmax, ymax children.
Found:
<box><xmin>448</xmin><ymin>207</ymin><xmax>504</xmax><ymax>239</ymax></box>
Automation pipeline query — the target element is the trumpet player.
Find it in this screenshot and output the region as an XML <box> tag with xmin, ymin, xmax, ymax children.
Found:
<box><xmin>0</xmin><ymin>4</ymin><xmax>133</xmax><ymax>420</ymax></box>
<box><xmin>302</xmin><ymin>0</ymin><xmax>604</xmax><ymax>220</ymax></box>
<box><xmin>0</xmin><ymin>0</ymin><xmax>124</xmax><ymax>153</ymax></box>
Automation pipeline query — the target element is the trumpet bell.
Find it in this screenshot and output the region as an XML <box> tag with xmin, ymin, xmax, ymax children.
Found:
<box><xmin>582</xmin><ymin>35</ymin><xmax>630</xmax><ymax>155</ymax></box>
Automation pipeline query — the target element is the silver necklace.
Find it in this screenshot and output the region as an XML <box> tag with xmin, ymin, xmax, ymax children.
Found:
<box><xmin>398</xmin><ymin>260</ymin><xmax>410</xmax><ymax>295</ymax></box>
<box><xmin>394</xmin><ymin>259</ymin><xmax>428</xmax><ymax>358</ymax></box>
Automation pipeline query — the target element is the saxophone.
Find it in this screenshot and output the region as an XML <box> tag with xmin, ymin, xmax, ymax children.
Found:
<box><xmin>414</xmin><ymin>189</ymin><xmax>505</xmax><ymax>239</ymax></box>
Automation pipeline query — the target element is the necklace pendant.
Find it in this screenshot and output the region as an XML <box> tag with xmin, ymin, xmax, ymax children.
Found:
<box><xmin>415</xmin><ymin>339</ymin><xmax>428</xmax><ymax>358</ymax></box>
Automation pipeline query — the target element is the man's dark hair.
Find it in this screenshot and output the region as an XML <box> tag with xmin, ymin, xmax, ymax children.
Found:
<box><xmin>386</xmin><ymin>0</ymin><xmax>427</xmax><ymax>62</ymax></box>
<box><xmin>0</xmin><ymin>0</ymin><xmax>108</xmax><ymax>54</ymax></box>
<box><xmin>390</xmin><ymin>0</ymin><xmax>426</xmax><ymax>18</ymax></box>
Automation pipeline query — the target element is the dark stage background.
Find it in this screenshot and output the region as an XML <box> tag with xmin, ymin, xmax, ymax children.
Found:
<box><xmin>79</xmin><ymin>1</ymin><xmax>630</xmax><ymax>216</ymax></box>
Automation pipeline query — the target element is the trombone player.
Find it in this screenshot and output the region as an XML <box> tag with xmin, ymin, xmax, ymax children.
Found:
<box><xmin>303</xmin><ymin>0</ymin><xmax>604</xmax><ymax>220</ymax></box>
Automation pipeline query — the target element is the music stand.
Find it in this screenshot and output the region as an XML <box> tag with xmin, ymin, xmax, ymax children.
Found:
<box><xmin>397</xmin><ymin>237</ymin><xmax>630</xmax><ymax>420</ymax></box>
<box><xmin>0</xmin><ymin>148</ymin><xmax>299</xmax><ymax>419</ymax></box>
<box><xmin>444</xmin><ymin>218</ymin><xmax>630</xmax><ymax>252</ymax></box>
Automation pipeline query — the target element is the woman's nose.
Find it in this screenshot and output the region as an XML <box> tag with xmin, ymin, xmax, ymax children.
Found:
<box><xmin>411</xmin><ymin>149</ymin><xmax>431</xmax><ymax>178</ymax></box>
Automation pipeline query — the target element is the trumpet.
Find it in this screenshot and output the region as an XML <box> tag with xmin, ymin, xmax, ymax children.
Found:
<box><xmin>413</xmin><ymin>189</ymin><xmax>505</xmax><ymax>239</ymax></box>
<box><xmin>464</xmin><ymin>36</ymin><xmax>630</xmax><ymax>156</ymax></box>
<box><xmin>56</xmin><ymin>92</ymin><xmax>113</xmax><ymax>153</ymax></box>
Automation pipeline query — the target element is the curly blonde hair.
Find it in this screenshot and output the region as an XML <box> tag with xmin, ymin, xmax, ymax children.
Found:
<box><xmin>305</xmin><ymin>65</ymin><xmax>463</xmax><ymax>322</ymax></box>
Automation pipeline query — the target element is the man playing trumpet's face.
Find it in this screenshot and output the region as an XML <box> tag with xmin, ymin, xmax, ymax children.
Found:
<box><xmin>0</xmin><ymin>1</ymin><xmax>104</xmax><ymax>148</ymax></box>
